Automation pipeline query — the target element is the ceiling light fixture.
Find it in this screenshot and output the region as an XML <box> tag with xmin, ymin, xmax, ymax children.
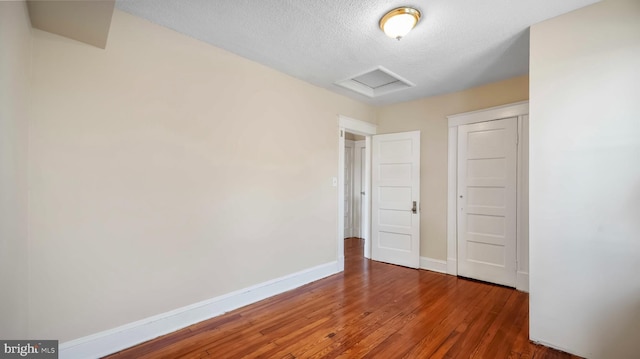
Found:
<box><xmin>379</xmin><ymin>7</ymin><xmax>421</xmax><ymax>41</ymax></box>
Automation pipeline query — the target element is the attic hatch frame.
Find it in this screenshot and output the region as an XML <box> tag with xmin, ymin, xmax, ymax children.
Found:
<box><xmin>335</xmin><ymin>66</ymin><xmax>415</xmax><ymax>98</ymax></box>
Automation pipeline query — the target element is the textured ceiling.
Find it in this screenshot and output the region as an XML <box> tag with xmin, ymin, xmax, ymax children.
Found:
<box><xmin>116</xmin><ymin>0</ymin><xmax>599</xmax><ymax>106</ymax></box>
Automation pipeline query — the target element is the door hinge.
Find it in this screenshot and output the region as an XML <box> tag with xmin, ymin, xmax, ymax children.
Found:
<box><xmin>340</xmin><ymin>130</ymin><xmax>344</xmax><ymax>138</ymax></box>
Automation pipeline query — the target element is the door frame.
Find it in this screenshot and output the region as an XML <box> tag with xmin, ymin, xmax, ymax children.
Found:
<box><xmin>338</xmin><ymin>115</ymin><xmax>377</xmax><ymax>270</ymax></box>
<box><xmin>446</xmin><ymin>101</ymin><xmax>529</xmax><ymax>291</ymax></box>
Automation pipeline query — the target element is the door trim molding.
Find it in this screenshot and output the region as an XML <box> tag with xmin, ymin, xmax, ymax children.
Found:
<box><xmin>339</xmin><ymin>115</ymin><xmax>377</xmax><ymax>135</ymax></box>
<box><xmin>447</xmin><ymin>101</ymin><xmax>529</xmax><ymax>127</ymax></box>
<box><xmin>338</xmin><ymin>115</ymin><xmax>377</xmax><ymax>267</ymax></box>
<box><xmin>446</xmin><ymin>101</ymin><xmax>529</xmax><ymax>291</ymax></box>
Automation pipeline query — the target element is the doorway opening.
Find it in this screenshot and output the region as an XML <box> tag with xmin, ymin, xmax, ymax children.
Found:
<box><xmin>344</xmin><ymin>131</ymin><xmax>366</xmax><ymax>258</ymax></box>
<box><xmin>337</xmin><ymin>115</ymin><xmax>377</xmax><ymax>271</ymax></box>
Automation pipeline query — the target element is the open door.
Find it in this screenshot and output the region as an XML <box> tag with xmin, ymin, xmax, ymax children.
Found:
<box><xmin>371</xmin><ymin>131</ymin><xmax>420</xmax><ymax>268</ymax></box>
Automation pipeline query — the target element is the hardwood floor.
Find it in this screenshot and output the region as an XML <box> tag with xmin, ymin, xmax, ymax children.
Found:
<box><xmin>106</xmin><ymin>238</ymin><xmax>580</xmax><ymax>359</ymax></box>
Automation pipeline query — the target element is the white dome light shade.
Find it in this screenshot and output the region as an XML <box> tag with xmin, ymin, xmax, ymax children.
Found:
<box><xmin>379</xmin><ymin>7</ymin><xmax>421</xmax><ymax>40</ymax></box>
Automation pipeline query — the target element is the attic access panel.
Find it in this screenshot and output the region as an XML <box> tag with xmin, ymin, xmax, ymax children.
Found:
<box><xmin>335</xmin><ymin>67</ymin><xmax>415</xmax><ymax>98</ymax></box>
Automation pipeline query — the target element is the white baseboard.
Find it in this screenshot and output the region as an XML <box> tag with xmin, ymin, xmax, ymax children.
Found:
<box><xmin>59</xmin><ymin>261</ymin><xmax>341</xmax><ymax>359</ymax></box>
<box><xmin>420</xmin><ymin>257</ymin><xmax>448</xmax><ymax>274</ymax></box>
<box><xmin>531</xmin><ymin>339</ymin><xmax>582</xmax><ymax>358</ymax></box>
<box><xmin>447</xmin><ymin>257</ymin><xmax>457</xmax><ymax>276</ymax></box>
<box><xmin>516</xmin><ymin>271</ymin><xmax>529</xmax><ymax>292</ymax></box>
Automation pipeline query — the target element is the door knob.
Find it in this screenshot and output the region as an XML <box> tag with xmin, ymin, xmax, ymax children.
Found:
<box><xmin>411</xmin><ymin>201</ymin><xmax>417</xmax><ymax>214</ymax></box>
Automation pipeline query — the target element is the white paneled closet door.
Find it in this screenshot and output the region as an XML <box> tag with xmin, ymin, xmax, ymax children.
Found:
<box><xmin>457</xmin><ymin>118</ymin><xmax>517</xmax><ymax>287</ymax></box>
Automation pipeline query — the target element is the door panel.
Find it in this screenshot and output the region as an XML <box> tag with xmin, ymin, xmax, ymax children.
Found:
<box><xmin>457</xmin><ymin>118</ymin><xmax>517</xmax><ymax>287</ymax></box>
<box><xmin>372</xmin><ymin>131</ymin><xmax>420</xmax><ymax>268</ymax></box>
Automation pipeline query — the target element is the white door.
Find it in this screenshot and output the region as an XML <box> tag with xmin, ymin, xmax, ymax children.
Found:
<box><xmin>344</xmin><ymin>141</ymin><xmax>354</xmax><ymax>238</ymax></box>
<box><xmin>372</xmin><ymin>131</ymin><xmax>420</xmax><ymax>268</ymax></box>
<box><xmin>457</xmin><ymin>118</ymin><xmax>517</xmax><ymax>287</ymax></box>
<box><xmin>354</xmin><ymin>141</ymin><xmax>366</xmax><ymax>238</ymax></box>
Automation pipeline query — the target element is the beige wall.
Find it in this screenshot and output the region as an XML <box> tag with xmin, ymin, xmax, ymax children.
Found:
<box><xmin>529</xmin><ymin>0</ymin><xmax>640</xmax><ymax>357</ymax></box>
<box><xmin>377</xmin><ymin>76</ymin><xmax>529</xmax><ymax>260</ymax></box>
<box><xmin>0</xmin><ymin>1</ymin><xmax>31</xmax><ymax>339</ymax></box>
<box><xmin>28</xmin><ymin>9</ymin><xmax>375</xmax><ymax>341</ymax></box>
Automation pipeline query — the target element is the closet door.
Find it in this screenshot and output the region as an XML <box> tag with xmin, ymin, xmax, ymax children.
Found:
<box><xmin>457</xmin><ymin>118</ymin><xmax>517</xmax><ymax>287</ymax></box>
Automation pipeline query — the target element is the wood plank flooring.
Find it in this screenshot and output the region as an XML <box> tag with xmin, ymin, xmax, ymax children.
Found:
<box><xmin>105</xmin><ymin>238</ymin><xmax>580</xmax><ymax>359</ymax></box>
